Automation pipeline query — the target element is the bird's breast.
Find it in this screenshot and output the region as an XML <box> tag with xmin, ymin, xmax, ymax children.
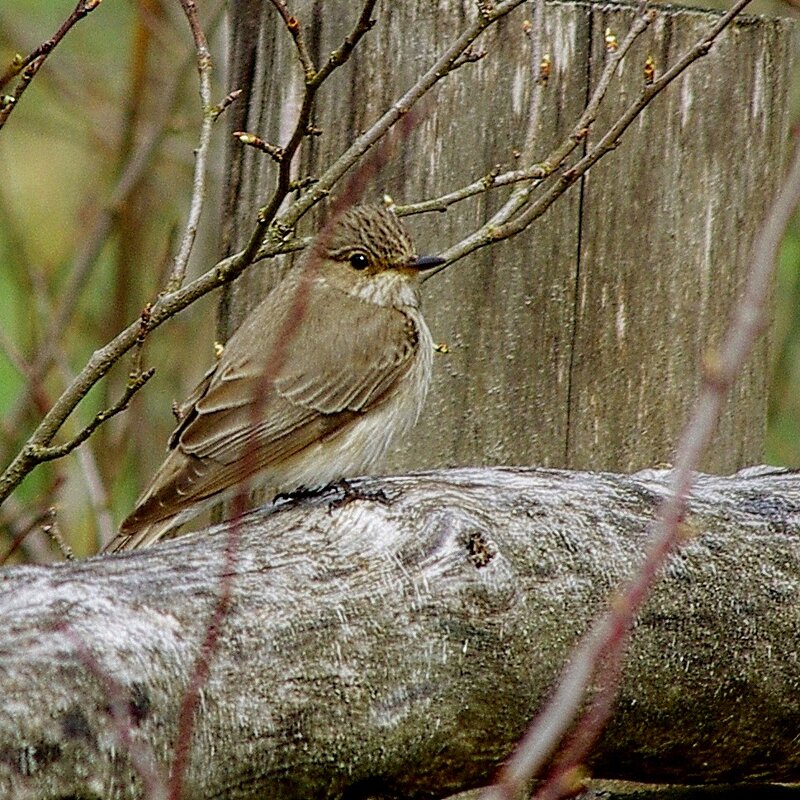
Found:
<box><xmin>266</xmin><ymin>306</ymin><xmax>433</xmax><ymax>493</ymax></box>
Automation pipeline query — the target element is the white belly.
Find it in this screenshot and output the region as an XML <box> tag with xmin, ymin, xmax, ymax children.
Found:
<box><xmin>268</xmin><ymin>306</ymin><xmax>433</xmax><ymax>492</ymax></box>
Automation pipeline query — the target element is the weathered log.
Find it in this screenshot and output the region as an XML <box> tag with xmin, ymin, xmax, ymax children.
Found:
<box><xmin>1</xmin><ymin>466</ymin><xmax>799</xmax><ymax>799</ymax></box>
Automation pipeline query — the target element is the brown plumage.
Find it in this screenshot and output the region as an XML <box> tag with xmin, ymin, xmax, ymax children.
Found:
<box><xmin>105</xmin><ymin>205</ymin><xmax>443</xmax><ymax>552</ymax></box>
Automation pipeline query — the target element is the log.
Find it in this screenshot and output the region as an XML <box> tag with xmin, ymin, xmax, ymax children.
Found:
<box><xmin>2</xmin><ymin>466</ymin><xmax>800</xmax><ymax>798</ymax></box>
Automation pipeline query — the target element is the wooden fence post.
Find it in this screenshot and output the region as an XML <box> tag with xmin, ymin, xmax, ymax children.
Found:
<box><xmin>221</xmin><ymin>0</ymin><xmax>796</xmax><ymax>475</ymax></box>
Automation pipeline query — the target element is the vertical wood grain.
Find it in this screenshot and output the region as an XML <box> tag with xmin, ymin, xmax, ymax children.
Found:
<box><xmin>222</xmin><ymin>1</ymin><xmax>796</xmax><ymax>475</ymax></box>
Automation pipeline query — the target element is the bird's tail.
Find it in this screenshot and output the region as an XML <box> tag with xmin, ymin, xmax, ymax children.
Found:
<box><xmin>103</xmin><ymin>516</ymin><xmax>183</xmax><ymax>553</ymax></box>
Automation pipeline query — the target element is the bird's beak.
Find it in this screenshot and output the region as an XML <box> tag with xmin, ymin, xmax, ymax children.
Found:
<box><xmin>410</xmin><ymin>254</ymin><xmax>446</xmax><ymax>271</ymax></box>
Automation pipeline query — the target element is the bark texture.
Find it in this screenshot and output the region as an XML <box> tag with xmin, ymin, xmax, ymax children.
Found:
<box><xmin>1</xmin><ymin>466</ymin><xmax>799</xmax><ymax>799</ymax></box>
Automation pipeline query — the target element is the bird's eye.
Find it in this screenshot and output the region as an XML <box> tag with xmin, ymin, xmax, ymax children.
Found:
<box><xmin>349</xmin><ymin>252</ymin><xmax>369</xmax><ymax>270</ymax></box>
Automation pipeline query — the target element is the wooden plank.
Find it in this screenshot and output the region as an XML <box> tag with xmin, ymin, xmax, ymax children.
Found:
<box><xmin>221</xmin><ymin>1</ymin><xmax>795</xmax><ymax>475</ymax></box>
<box><xmin>570</xmin><ymin>3</ymin><xmax>795</xmax><ymax>471</ymax></box>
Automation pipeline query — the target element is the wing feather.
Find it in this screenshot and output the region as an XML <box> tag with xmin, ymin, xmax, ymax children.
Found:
<box><xmin>179</xmin><ymin>275</ymin><xmax>418</xmax><ymax>465</ymax></box>
<box><xmin>122</xmin><ymin>274</ymin><xmax>420</xmax><ymax>529</ymax></box>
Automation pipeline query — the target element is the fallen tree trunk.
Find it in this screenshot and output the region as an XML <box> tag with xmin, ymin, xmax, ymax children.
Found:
<box><xmin>1</xmin><ymin>466</ymin><xmax>799</xmax><ymax>799</ymax></box>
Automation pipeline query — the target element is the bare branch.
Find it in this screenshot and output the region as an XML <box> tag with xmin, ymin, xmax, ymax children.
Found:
<box><xmin>0</xmin><ymin>0</ymin><xmax>102</xmax><ymax>130</ymax></box>
<box><xmin>0</xmin><ymin>27</ymin><xmax>214</xmax><ymax>446</ymax></box>
<box><xmin>433</xmin><ymin>0</ymin><xmax>751</xmax><ymax>275</ymax></box>
<box><xmin>267</xmin><ymin>0</ymin><xmax>316</xmax><ymax>78</ymax></box>
<box><xmin>260</xmin><ymin>0</ymin><xmax>523</xmax><ymax>244</ymax></box>
<box><xmin>0</xmin><ymin>0</ymin><xmax>530</xmax><ymax>510</ymax></box>
<box><xmin>24</xmin><ymin>369</ymin><xmax>154</xmax><ymax>464</ymax></box>
<box><xmin>211</xmin><ymin>87</ymin><xmax>242</xmax><ymax>121</ymax></box>
<box><xmin>484</xmin><ymin>20</ymin><xmax>792</xmax><ymax>798</ymax></box>
<box><xmin>394</xmin><ymin>164</ymin><xmax>545</xmax><ymax>216</ymax></box>
<box><xmin>403</xmin><ymin>3</ymin><xmax>651</xmax><ymax>234</ymax></box>
<box><xmin>242</xmin><ymin>0</ymin><xmax>381</xmax><ymax>255</ymax></box>
<box><xmin>40</xmin><ymin>509</ymin><xmax>74</xmax><ymax>561</ymax></box>
<box><xmin>310</xmin><ymin>0</ymin><xmax>378</xmax><ymax>87</ymax></box>
<box><xmin>451</xmin><ymin>47</ymin><xmax>488</xmax><ymax>69</ymax></box>
<box><xmin>0</xmin><ymin>505</ymin><xmax>55</xmax><ymax>566</ymax></box>
<box><xmin>233</xmin><ymin>130</ymin><xmax>285</xmax><ymax>162</ymax></box>
<box><xmin>165</xmin><ymin>0</ymin><xmax>218</xmax><ymax>291</ymax></box>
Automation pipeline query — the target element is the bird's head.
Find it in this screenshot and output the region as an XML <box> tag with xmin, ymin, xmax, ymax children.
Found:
<box><xmin>317</xmin><ymin>205</ymin><xmax>444</xmax><ymax>306</ymax></box>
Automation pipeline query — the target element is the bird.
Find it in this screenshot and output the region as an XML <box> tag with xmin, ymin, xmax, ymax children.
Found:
<box><xmin>104</xmin><ymin>204</ymin><xmax>444</xmax><ymax>552</ymax></box>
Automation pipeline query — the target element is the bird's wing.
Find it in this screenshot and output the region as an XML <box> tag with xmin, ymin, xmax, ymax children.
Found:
<box><xmin>114</xmin><ymin>278</ymin><xmax>420</xmax><ymax>539</ymax></box>
<box><xmin>178</xmin><ymin>278</ymin><xmax>420</xmax><ymax>466</ymax></box>
<box><xmin>167</xmin><ymin>364</ymin><xmax>215</xmax><ymax>449</ymax></box>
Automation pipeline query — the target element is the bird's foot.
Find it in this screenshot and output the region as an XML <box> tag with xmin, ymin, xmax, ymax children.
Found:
<box><xmin>274</xmin><ymin>479</ymin><xmax>389</xmax><ymax>511</ymax></box>
<box><xmin>326</xmin><ymin>479</ymin><xmax>389</xmax><ymax>512</ymax></box>
<box><xmin>273</xmin><ymin>484</ymin><xmax>330</xmax><ymax>507</ymax></box>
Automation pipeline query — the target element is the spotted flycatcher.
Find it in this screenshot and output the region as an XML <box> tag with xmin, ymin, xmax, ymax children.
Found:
<box><xmin>105</xmin><ymin>205</ymin><xmax>443</xmax><ymax>551</ymax></box>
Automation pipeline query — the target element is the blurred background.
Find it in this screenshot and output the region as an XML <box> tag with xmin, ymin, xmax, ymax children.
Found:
<box><xmin>0</xmin><ymin>0</ymin><xmax>226</xmax><ymax>559</ymax></box>
<box><xmin>0</xmin><ymin>0</ymin><xmax>798</xmax><ymax>561</ymax></box>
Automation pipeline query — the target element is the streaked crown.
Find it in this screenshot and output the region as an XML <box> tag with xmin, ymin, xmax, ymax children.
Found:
<box><xmin>325</xmin><ymin>205</ymin><xmax>416</xmax><ymax>271</ymax></box>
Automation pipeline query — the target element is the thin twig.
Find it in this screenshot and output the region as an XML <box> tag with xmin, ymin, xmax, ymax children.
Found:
<box><xmin>40</xmin><ymin>509</ymin><xmax>74</xmax><ymax>561</ymax></box>
<box><xmin>166</xmin><ymin>0</ymin><xmax>217</xmax><ymax>291</ymax></box>
<box><xmin>24</xmin><ymin>369</ymin><xmax>154</xmax><ymax>463</ymax></box>
<box><xmin>249</xmin><ymin>0</ymin><xmax>380</xmax><ymax>250</ymax></box>
<box><xmin>268</xmin><ymin>0</ymin><xmax>316</xmax><ymax>78</ymax></box>
<box><xmin>55</xmin><ymin>356</ymin><xmax>115</xmax><ymax>549</ymax></box>
<box><xmin>211</xmin><ymin>88</ymin><xmax>242</xmax><ymax>121</ymax></box>
<box><xmin>0</xmin><ymin>504</ymin><xmax>56</xmax><ymax>565</ymax></box>
<box><xmin>233</xmin><ymin>130</ymin><xmax>285</xmax><ymax>162</ymax></box>
<box><xmin>310</xmin><ymin>0</ymin><xmax>378</xmax><ymax>88</ymax></box>
<box><xmin>452</xmin><ymin>47</ymin><xmax>488</xmax><ymax>69</ymax></box>
<box><xmin>394</xmin><ymin>164</ymin><xmax>545</xmax><ymax>216</ymax></box>
<box><xmin>484</xmin><ymin>19</ymin><xmax>786</xmax><ymax>800</ymax></box>
<box><xmin>254</xmin><ymin>234</ymin><xmax>310</xmax><ymax>261</ymax></box>
<box><xmin>0</xmin><ymin>0</ymin><xmax>103</xmax><ymax>130</ymax></box>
